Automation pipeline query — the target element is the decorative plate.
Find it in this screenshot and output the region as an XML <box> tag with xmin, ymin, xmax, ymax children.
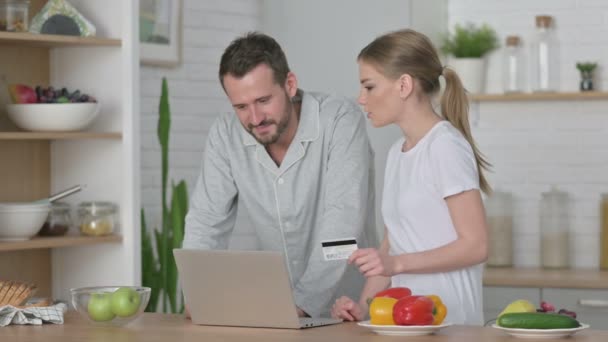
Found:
<box><xmin>491</xmin><ymin>323</ymin><xmax>590</xmax><ymax>339</ymax></box>
<box><xmin>357</xmin><ymin>321</ymin><xmax>452</xmax><ymax>336</ymax></box>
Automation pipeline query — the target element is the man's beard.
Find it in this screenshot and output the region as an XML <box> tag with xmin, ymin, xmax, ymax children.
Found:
<box><xmin>246</xmin><ymin>95</ymin><xmax>293</xmax><ymax>146</ymax></box>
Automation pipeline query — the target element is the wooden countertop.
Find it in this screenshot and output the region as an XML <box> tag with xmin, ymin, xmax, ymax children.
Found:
<box><xmin>1</xmin><ymin>312</ymin><xmax>606</xmax><ymax>341</ymax></box>
<box><xmin>484</xmin><ymin>267</ymin><xmax>608</xmax><ymax>289</ymax></box>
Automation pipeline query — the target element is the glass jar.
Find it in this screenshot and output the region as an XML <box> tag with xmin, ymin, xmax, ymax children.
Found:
<box><xmin>540</xmin><ymin>187</ymin><xmax>570</xmax><ymax>268</ymax></box>
<box><xmin>600</xmin><ymin>194</ymin><xmax>608</xmax><ymax>270</ymax></box>
<box><xmin>0</xmin><ymin>0</ymin><xmax>29</xmax><ymax>32</ymax></box>
<box><xmin>503</xmin><ymin>35</ymin><xmax>524</xmax><ymax>93</ymax></box>
<box><xmin>77</xmin><ymin>201</ymin><xmax>118</xmax><ymax>236</ymax></box>
<box><xmin>39</xmin><ymin>202</ymin><xmax>72</xmax><ymax>236</ymax></box>
<box><xmin>485</xmin><ymin>191</ymin><xmax>514</xmax><ymax>267</ymax></box>
<box><xmin>531</xmin><ymin>15</ymin><xmax>559</xmax><ymax>92</ymax></box>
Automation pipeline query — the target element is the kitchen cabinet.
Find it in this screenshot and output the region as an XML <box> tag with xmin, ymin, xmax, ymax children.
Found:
<box><xmin>0</xmin><ymin>0</ymin><xmax>139</xmax><ymax>302</ymax></box>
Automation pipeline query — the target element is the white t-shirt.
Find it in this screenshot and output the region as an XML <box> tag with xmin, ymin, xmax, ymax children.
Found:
<box><xmin>382</xmin><ymin>121</ymin><xmax>484</xmax><ymax>325</ymax></box>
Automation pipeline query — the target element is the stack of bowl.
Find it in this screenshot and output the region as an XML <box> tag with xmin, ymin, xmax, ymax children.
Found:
<box><xmin>0</xmin><ymin>202</ymin><xmax>50</xmax><ymax>241</ymax></box>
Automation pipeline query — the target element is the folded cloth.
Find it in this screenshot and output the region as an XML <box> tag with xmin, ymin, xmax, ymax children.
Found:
<box><xmin>0</xmin><ymin>303</ymin><xmax>67</xmax><ymax>327</ymax></box>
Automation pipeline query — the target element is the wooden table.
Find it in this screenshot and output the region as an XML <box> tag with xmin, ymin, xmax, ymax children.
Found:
<box><xmin>1</xmin><ymin>312</ymin><xmax>606</xmax><ymax>341</ymax></box>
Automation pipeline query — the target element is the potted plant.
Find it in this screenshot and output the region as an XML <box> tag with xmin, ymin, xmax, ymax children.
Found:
<box><xmin>576</xmin><ymin>62</ymin><xmax>597</xmax><ymax>91</ymax></box>
<box><xmin>441</xmin><ymin>23</ymin><xmax>499</xmax><ymax>94</ymax></box>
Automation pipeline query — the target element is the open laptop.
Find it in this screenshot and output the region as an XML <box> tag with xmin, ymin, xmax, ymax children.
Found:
<box><xmin>173</xmin><ymin>249</ymin><xmax>343</xmax><ymax>329</ymax></box>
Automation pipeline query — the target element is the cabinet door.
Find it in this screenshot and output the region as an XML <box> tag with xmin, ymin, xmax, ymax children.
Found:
<box><xmin>483</xmin><ymin>286</ymin><xmax>541</xmax><ymax>322</ymax></box>
<box><xmin>543</xmin><ymin>288</ymin><xmax>608</xmax><ymax>330</ymax></box>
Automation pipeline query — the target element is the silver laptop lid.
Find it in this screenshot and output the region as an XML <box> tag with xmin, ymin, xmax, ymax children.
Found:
<box><xmin>174</xmin><ymin>249</ymin><xmax>304</xmax><ymax>329</ymax></box>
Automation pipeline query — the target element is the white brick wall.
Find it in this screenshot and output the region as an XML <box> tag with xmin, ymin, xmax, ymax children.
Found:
<box><xmin>140</xmin><ymin>0</ymin><xmax>261</xmax><ymax>249</ymax></box>
<box><xmin>450</xmin><ymin>0</ymin><xmax>608</xmax><ymax>268</ymax></box>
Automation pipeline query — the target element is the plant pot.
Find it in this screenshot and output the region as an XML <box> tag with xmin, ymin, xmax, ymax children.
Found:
<box><xmin>448</xmin><ymin>57</ymin><xmax>486</xmax><ymax>94</ymax></box>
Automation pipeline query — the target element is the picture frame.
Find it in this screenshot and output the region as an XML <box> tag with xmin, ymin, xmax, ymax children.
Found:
<box><xmin>139</xmin><ymin>0</ymin><xmax>182</xmax><ymax>67</ymax></box>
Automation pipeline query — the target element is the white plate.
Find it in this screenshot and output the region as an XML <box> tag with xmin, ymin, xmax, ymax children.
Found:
<box><xmin>491</xmin><ymin>323</ymin><xmax>590</xmax><ymax>339</ymax></box>
<box><xmin>357</xmin><ymin>321</ymin><xmax>452</xmax><ymax>336</ymax></box>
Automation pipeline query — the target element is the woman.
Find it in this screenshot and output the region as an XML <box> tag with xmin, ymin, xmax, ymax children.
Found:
<box><xmin>331</xmin><ymin>29</ymin><xmax>491</xmax><ymax>325</ymax></box>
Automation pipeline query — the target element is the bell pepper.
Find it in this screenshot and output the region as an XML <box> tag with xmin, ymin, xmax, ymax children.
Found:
<box><xmin>368</xmin><ymin>297</ymin><xmax>398</xmax><ymax>325</ymax></box>
<box><xmin>393</xmin><ymin>295</ymin><xmax>434</xmax><ymax>326</ymax></box>
<box><xmin>426</xmin><ymin>295</ymin><xmax>447</xmax><ymax>325</ymax></box>
<box><xmin>374</xmin><ymin>287</ymin><xmax>412</xmax><ymax>300</ymax></box>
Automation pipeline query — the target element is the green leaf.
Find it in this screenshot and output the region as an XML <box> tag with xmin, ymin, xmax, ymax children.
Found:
<box><xmin>141</xmin><ymin>209</ymin><xmax>161</xmax><ymax>312</ymax></box>
<box><xmin>441</xmin><ymin>23</ymin><xmax>499</xmax><ymax>58</ymax></box>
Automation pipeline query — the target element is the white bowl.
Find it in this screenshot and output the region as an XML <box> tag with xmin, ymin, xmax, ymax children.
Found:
<box><xmin>6</xmin><ymin>103</ymin><xmax>100</xmax><ymax>132</ymax></box>
<box><xmin>0</xmin><ymin>202</ymin><xmax>50</xmax><ymax>241</ymax></box>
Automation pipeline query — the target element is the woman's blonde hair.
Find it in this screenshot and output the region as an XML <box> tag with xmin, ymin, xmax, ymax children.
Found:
<box><xmin>358</xmin><ymin>29</ymin><xmax>492</xmax><ymax>195</ymax></box>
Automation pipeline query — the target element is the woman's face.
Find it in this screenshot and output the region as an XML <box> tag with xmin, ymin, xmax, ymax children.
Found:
<box><xmin>357</xmin><ymin>61</ymin><xmax>402</xmax><ymax>128</ymax></box>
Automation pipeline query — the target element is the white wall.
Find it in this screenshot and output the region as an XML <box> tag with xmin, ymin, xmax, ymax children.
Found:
<box><xmin>450</xmin><ymin>0</ymin><xmax>608</xmax><ymax>268</ymax></box>
<box><xmin>262</xmin><ymin>0</ymin><xmax>448</xmax><ymax>237</ymax></box>
<box><xmin>140</xmin><ymin>0</ymin><xmax>262</xmax><ymax>249</ymax></box>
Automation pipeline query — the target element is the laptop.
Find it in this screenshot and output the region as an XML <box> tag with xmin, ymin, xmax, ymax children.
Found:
<box><xmin>173</xmin><ymin>249</ymin><xmax>343</xmax><ymax>329</ymax></box>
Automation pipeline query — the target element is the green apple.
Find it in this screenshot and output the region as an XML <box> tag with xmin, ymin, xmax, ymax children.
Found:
<box><xmin>110</xmin><ymin>287</ymin><xmax>141</xmax><ymax>317</ymax></box>
<box><xmin>87</xmin><ymin>293</ymin><xmax>116</xmax><ymax>322</ymax></box>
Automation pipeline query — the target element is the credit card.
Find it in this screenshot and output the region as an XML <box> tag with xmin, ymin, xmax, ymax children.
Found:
<box><xmin>321</xmin><ymin>238</ymin><xmax>358</xmax><ymax>261</ymax></box>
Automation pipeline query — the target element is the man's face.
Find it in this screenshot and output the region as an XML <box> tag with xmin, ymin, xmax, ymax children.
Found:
<box><xmin>223</xmin><ymin>64</ymin><xmax>295</xmax><ymax>145</ymax></box>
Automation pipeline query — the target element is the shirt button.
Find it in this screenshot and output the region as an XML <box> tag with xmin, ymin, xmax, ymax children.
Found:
<box><xmin>278</xmin><ymin>178</ymin><xmax>284</xmax><ymax>185</ymax></box>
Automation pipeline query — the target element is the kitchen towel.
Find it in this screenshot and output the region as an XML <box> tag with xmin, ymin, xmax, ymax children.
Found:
<box><xmin>0</xmin><ymin>303</ymin><xmax>67</xmax><ymax>326</ymax></box>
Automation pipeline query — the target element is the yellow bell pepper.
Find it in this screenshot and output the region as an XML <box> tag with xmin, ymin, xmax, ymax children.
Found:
<box><xmin>369</xmin><ymin>297</ymin><xmax>398</xmax><ymax>325</ymax></box>
<box><xmin>426</xmin><ymin>295</ymin><xmax>447</xmax><ymax>325</ymax></box>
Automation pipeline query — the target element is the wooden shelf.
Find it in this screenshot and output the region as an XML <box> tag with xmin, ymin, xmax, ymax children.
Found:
<box><xmin>0</xmin><ymin>132</ymin><xmax>122</xmax><ymax>140</ymax></box>
<box><xmin>0</xmin><ymin>31</ymin><xmax>121</xmax><ymax>47</ymax></box>
<box><xmin>0</xmin><ymin>234</ymin><xmax>122</xmax><ymax>252</ymax></box>
<box><xmin>484</xmin><ymin>267</ymin><xmax>608</xmax><ymax>289</ymax></box>
<box><xmin>470</xmin><ymin>91</ymin><xmax>608</xmax><ymax>102</ymax></box>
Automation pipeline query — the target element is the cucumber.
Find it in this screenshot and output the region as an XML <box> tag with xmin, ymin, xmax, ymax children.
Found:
<box><xmin>497</xmin><ymin>312</ymin><xmax>581</xmax><ymax>329</ymax></box>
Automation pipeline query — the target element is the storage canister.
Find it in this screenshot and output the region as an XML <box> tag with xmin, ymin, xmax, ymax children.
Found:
<box><xmin>77</xmin><ymin>201</ymin><xmax>118</xmax><ymax>236</ymax></box>
<box><xmin>485</xmin><ymin>191</ymin><xmax>514</xmax><ymax>267</ymax></box>
<box><xmin>540</xmin><ymin>187</ymin><xmax>569</xmax><ymax>268</ymax></box>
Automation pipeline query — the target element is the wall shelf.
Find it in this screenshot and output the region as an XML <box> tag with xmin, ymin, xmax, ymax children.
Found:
<box><xmin>0</xmin><ymin>132</ymin><xmax>122</xmax><ymax>140</ymax></box>
<box><xmin>484</xmin><ymin>267</ymin><xmax>608</xmax><ymax>289</ymax></box>
<box><xmin>0</xmin><ymin>31</ymin><xmax>121</xmax><ymax>48</ymax></box>
<box><xmin>0</xmin><ymin>234</ymin><xmax>122</xmax><ymax>252</ymax></box>
<box><xmin>470</xmin><ymin>91</ymin><xmax>608</xmax><ymax>102</ymax></box>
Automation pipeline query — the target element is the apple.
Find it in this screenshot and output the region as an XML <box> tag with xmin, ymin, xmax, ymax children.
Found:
<box><xmin>87</xmin><ymin>293</ymin><xmax>116</xmax><ymax>322</ymax></box>
<box><xmin>8</xmin><ymin>84</ymin><xmax>37</xmax><ymax>104</ymax></box>
<box><xmin>110</xmin><ymin>287</ymin><xmax>141</xmax><ymax>317</ymax></box>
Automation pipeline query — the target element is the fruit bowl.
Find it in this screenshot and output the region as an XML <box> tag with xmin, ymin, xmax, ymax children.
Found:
<box><xmin>6</xmin><ymin>102</ymin><xmax>100</xmax><ymax>132</ymax></box>
<box><xmin>70</xmin><ymin>286</ymin><xmax>150</xmax><ymax>326</ymax></box>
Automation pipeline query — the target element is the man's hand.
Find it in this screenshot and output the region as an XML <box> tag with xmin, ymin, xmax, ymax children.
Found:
<box><xmin>331</xmin><ymin>296</ymin><xmax>366</xmax><ymax>321</ymax></box>
<box><xmin>349</xmin><ymin>248</ymin><xmax>398</xmax><ymax>277</ymax></box>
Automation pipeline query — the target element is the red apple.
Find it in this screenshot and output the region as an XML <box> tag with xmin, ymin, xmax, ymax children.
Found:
<box><xmin>8</xmin><ymin>84</ymin><xmax>37</xmax><ymax>104</ymax></box>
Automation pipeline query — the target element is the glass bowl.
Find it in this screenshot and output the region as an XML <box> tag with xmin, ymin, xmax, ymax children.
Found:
<box><xmin>70</xmin><ymin>286</ymin><xmax>150</xmax><ymax>326</ymax></box>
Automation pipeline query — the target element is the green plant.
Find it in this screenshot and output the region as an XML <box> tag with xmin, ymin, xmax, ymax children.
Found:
<box><xmin>441</xmin><ymin>23</ymin><xmax>499</xmax><ymax>58</ymax></box>
<box><xmin>141</xmin><ymin>77</ymin><xmax>189</xmax><ymax>313</ymax></box>
<box><xmin>576</xmin><ymin>62</ymin><xmax>597</xmax><ymax>74</ymax></box>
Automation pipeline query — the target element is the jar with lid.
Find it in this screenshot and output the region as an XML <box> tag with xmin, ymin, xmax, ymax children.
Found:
<box><xmin>503</xmin><ymin>35</ymin><xmax>524</xmax><ymax>93</ymax></box>
<box><xmin>531</xmin><ymin>15</ymin><xmax>559</xmax><ymax>92</ymax></box>
<box><xmin>38</xmin><ymin>202</ymin><xmax>72</xmax><ymax>236</ymax></box>
<box><xmin>485</xmin><ymin>191</ymin><xmax>514</xmax><ymax>267</ymax></box>
<box><xmin>77</xmin><ymin>201</ymin><xmax>118</xmax><ymax>236</ymax></box>
<box><xmin>540</xmin><ymin>187</ymin><xmax>569</xmax><ymax>268</ymax></box>
<box><xmin>0</xmin><ymin>0</ymin><xmax>29</xmax><ymax>32</ymax></box>
<box><xmin>600</xmin><ymin>194</ymin><xmax>608</xmax><ymax>269</ymax></box>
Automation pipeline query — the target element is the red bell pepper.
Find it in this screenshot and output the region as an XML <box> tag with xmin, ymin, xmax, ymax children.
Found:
<box><xmin>374</xmin><ymin>287</ymin><xmax>412</xmax><ymax>300</ymax></box>
<box><xmin>392</xmin><ymin>295</ymin><xmax>435</xmax><ymax>326</ymax></box>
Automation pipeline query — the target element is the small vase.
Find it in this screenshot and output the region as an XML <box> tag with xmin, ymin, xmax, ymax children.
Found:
<box><xmin>580</xmin><ymin>71</ymin><xmax>594</xmax><ymax>91</ymax></box>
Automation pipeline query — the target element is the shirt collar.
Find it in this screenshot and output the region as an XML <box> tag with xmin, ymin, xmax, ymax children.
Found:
<box><xmin>242</xmin><ymin>89</ymin><xmax>319</xmax><ymax>146</ymax></box>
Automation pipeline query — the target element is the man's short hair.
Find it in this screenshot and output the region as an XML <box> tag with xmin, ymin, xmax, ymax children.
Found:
<box><xmin>219</xmin><ymin>32</ymin><xmax>291</xmax><ymax>88</ymax></box>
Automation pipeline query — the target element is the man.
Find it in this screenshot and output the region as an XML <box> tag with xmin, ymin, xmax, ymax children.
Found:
<box><xmin>182</xmin><ymin>32</ymin><xmax>377</xmax><ymax>318</ymax></box>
